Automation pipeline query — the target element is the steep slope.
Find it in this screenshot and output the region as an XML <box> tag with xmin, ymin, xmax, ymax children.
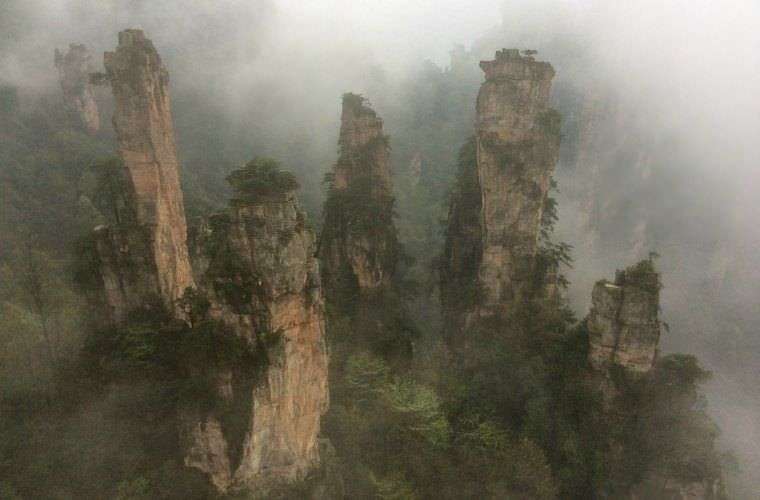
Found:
<box><xmin>585</xmin><ymin>260</ymin><xmax>724</xmax><ymax>499</ymax></box>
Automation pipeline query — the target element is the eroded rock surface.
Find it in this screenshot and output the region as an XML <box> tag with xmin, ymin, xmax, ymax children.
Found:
<box><xmin>88</xmin><ymin>31</ymin><xmax>328</xmax><ymax>495</ymax></box>
<box><xmin>320</xmin><ymin>94</ymin><xmax>397</xmax><ymax>296</ymax></box>
<box><xmin>587</xmin><ymin>259</ymin><xmax>661</xmax><ymax>373</ymax></box>
<box><xmin>54</xmin><ymin>44</ymin><xmax>100</xmax><ymax>134</ymax></box>
<box><xmin>441</xmin><ymin>49</ymin><xmax>561</xmax><ymax>340</ymax></box>
<box><xmin>94</xmin><ymin>30</ymin><xmax>194</xmax><ymax>320</ymax></box>
<box><xmin>475</xmin><ymin>49</ymin><xmax>560</xmax><ymax>312</ymax></box>
<box><xmin>188</xmin><ymin>184</ymin><xmax>328</xmax><ymax>493</ymax></box>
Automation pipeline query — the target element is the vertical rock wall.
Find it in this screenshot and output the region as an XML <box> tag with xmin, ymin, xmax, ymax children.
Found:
<box><xmin>54</xmin><ymin>43</ymin><xmax>100</xmax><ymax>134</ymax></box>
<box><xmin>320</xmin><ymin>94</ymin><xmax>397</xmax><ymax>296</ymax></box>
<box><xmin>96</xmin><ymin>30</ymin><xmax>194</xmax><ymax>319</ymax></box>
<box><xmin>187</xmin><ymin>187</ymin><xmax>328</xmax><ymax>493</ymax></box>
<box><xmin>332</xmin><ymin>93</ymin><xmax>392</xmax><ymax>197</ymax></box>
<box><xmin>441</xmin><ymin>49</ymin><xmax>561</xmax><ymax>340</ymax></box>
<box><xmin>587</xmin><ymin>259</ymin><xmax>662</xmax><ymax>373</ymax></box>
<box><xmin>89</xmin><ymin>30</ymin><xmax>328</xmax><ymax>495</ymax></box>
<box><xmin>475</xmin><ymin>49</ymin><xmax>560</xmax><ymax>313</ymax></box>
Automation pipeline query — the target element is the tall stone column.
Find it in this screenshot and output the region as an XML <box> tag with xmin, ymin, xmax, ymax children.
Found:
<box><xmin>441</xmin><ymin>49</ymin><xmax>561</xmax><ymax>343</ymax></box>
<box><xmin>320</xmin><ymin>93</ymin><xmax>397</xmax><ymax>297</ymax></box>
<box><xmin>95</xmin><ymin>29</ymin><xmax>194</xmax><ymax>320</ymax></box>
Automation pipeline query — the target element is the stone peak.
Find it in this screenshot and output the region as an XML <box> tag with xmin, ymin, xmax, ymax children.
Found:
<box><xmin>341</xmin><ymin>92</ymin><xmax>379</xmax><ymax>120</ymax></box>
<box><xmin>118</xmin><ymin>29</ymin><xmax>149</xmax><ymax>46</ymax></box>
<box><xmin>105</xmin><ymin>29</ymin><xmax>167</xmax><ymax>85</ymax></box>
<box><xmin>613</xmin><ymin>259</ymin><xmax>661</xmax><ymax>293</ymax></box>
<box><xmin>108</xmin><ymin>30</ymin><xmax>160</xmax><ymax>64</ymax></box>
<box><xmin>337</xmin><ymin>92</ymin><xmax>386</xmax><ymax>160</ymax></box>
<box><xmin>479</xmin><ymin>48</ymin><xmax>555</xmax><ymax>82</ymax></box>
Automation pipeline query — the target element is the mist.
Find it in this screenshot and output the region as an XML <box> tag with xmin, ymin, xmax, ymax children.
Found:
<box><xmin>2</xmin><ymin>0</ymin><xmax>759</xmax><ymax>497</ymax></box>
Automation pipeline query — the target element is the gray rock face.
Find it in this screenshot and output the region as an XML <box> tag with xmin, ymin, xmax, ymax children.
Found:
<box><xmin>187</xmin><ymin>190</ymin><xmax>329</xmax><ymax>494</ymax></box>
<box><xmin>332</xmin><ymin>94</ymin><xmax>392</xmax><ymax>198</ymax></box>
<box><xmin>441</xmin><ymin>49</ymin><xmax>561</xmax><ymax>342</ymax></box>
<box><xmin>320</xmin><ymin>94</ymin><xmax>397</xmax><ymax>295</ymax></box>
<box><xmin>587</xmin><ymin>260</ymin><xmax>661</xmax><ymax>373</ymax></box>
<box><xmin>94</xmin><ymin>30</ymin><xmax>195</xmax><ymax>321</ymax></box>
<box><xmin>475</xmin><ymin>49</ymin><xmax>560</xmax><ymax>313</ymax></box>
<box><xmin>54</xmin><ymin>44</ymin><xmax>100</xmax><ymax>134</ymax></box>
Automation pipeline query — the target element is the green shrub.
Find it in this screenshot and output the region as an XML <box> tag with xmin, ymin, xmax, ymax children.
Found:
<box><xmin>615</xmin><ymin>258</ymin><xmax>662</xmax><ymax>293</ymax></box>
<box><xmin>341</xmin><ymin>92</ymin><xmax>376</xmax><ymax>118</ymax></box>
<box><xmin>227</xmin><ymin>157</ymin><xmax>299</xmax><ymax>203</ymax></box>
<box><xmin>81</xmin><ymin>296</ymin><xmax>276</xmax><ymax>410</ymax></box>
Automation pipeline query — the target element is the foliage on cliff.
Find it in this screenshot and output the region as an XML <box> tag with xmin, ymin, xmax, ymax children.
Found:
<box><xmin>614</xmin><ymin>256</ymin><xmax>663</xmax><ymax>293</ymax></box>
<box><xmin>202</xmin><ymin>213</ymin><xmax>260</xmax><ymax>313</ymax></box>
<box><xmin>324</xmin><ymin>350</ymin><xmax>558</xmax><ymax>499</ymax></box>
<box><xmin>322</xmin><ymin>173</ymin><xmax>397</xmax><ymax>237</ymax></box>
<box><xmin>340</xmin><ymin>92</ymin><xmax>377</xmax><ymax>119</ymax></box>
<box><xmin>227</xmin><ymin>157</ymin><xmax>299</xmax><ymax>203</ymax></box>
<box><xmin>81</xmin><ymin>298</ymin><xmax>267</xmax><ymax>409</ymax></box>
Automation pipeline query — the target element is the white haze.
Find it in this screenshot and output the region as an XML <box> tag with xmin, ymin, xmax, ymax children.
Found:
<box><xmin>2</xmin><ymin>0</ymin><xmax>759</xmax><ymax>497</ymax></box>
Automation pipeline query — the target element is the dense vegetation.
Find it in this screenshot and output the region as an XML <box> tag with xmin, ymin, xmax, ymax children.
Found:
<box><xmin>227</xmin><ymin>157</ymin><xmax>300</xmax><ymax>203</ymax></box>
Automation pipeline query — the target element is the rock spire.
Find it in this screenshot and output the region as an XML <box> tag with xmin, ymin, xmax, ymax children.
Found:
<box><xmin>94</xmin><ymin>29</ymin><xmax>194</xmax><ymax>320</ymax></box>
<box><xmin>441</xmin><ymin>49</ymin><xmax>561</xmax><ymax>342</ymax></box>
<box><xmin>587</xmin><ymin>259</ymin><xmax>662</xmax><ymax>373</ymax></box>
<box><xmin>319</xmin><ymin>93</ymin><xmax>398</xmax><ymax>298</ymax></box>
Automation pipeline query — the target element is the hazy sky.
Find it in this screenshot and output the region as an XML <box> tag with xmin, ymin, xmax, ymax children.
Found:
<box><xmin>276</xmin><ymin>0</ymin><xmax>504</xmax><ymax>69</ymax></box>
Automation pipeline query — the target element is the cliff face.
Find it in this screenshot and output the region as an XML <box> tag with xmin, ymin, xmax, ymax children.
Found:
<box><xmin>475</xmin><ymin>49</ymin><xmax>560</xmax><ymax>312</ymax></box>
<box><xmin>54</xmin><ymin>44</ymin><xmax>100</xmax><ymax>134</ymax></box>
<box><xmin>95</xmin><ymin>30</ymin><xmax>194</xmax><ymax>320</ymax></box>
<box><xmin>320</xmin><ymin>94</ymin><xmax>397</xmax><ymax>297</ymax></box>
<box><xmin>186</xmin><ymin>171</ymin><xmax>328</xmax><ymax>493</ymax></box>
<box><xmin>88</xmin><ymin>31</ymin><xmax>328</xmax><ymax>495</ymax></box>
<box><xmin>441</xmin><ymin>49</ymin><xmax>561</xmax><ymax>339</ymax></box>
<box><xmin>332</xmin><ymin>94</ymin><xmax>392</xmax><ymax>197</ymax></box>
<box><xmin>587</xmin><ymin>260</ymin><xmax>661</xmax><ymax>373</ymax></box>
